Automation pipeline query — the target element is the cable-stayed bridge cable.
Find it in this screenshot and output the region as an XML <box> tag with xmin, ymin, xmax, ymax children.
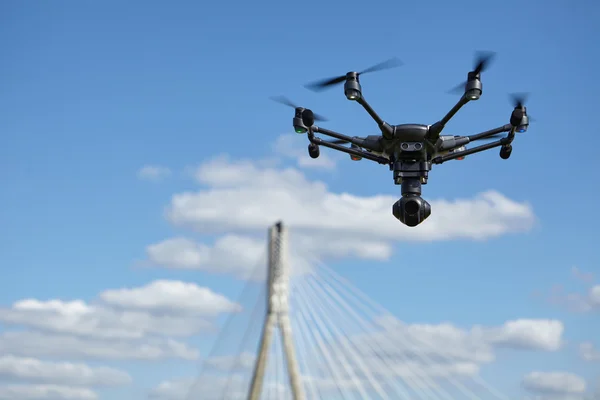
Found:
<box><xmin>294</xmin><ymin>275</ymin><xmax>391</xmax><ymax>399</ymax></box>
<box><xmin>184</xmin><ymin>249</ymin><xmax>267</xmax><ymax>400</ymax></box>
<box><xmin>299</xmin><ymin>270</ymin><xmax>436</xmax><ymax>400</ymax></box>
<box><xmin>312</xmin><ymin>260</ymin><xmax>487</xmax><ymax>399</ymax></box>
<box><xmin>313</xmin><ymin>258</ymin><xmax>510</xmax><ymax>400</ymax></box>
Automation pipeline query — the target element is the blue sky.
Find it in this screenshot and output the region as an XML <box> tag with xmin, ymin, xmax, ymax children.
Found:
<box><xmin>1</xmin><ymin>0</ymin><xmax>599</xmax><ymax>399</ymax></box>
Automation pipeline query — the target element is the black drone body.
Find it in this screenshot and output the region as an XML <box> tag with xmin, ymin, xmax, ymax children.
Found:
<box><xmin>272</xmin><ymin>52</ymin><xmax>531</xmax><ymax>228</ymax></box>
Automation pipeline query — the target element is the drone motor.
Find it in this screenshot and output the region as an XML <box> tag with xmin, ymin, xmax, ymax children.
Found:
<box><xmin>510</xmin><ymin>93</ymin><xmax>531</xmax><ymax>133</ymax></box>
<box><xmin>270</xmin><ymin>96</ymin><xmax>328</xmax><ymax>134</ymax></box>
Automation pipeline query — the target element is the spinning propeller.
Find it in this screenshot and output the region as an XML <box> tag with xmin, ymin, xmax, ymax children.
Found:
<box><xmin>304</xmin><ymin>58</ymin><xmax>403</xmax><ymax>92</ymax></box>
<box><xmin>447</xmin><ymin>51</ymin><xmax>496</xmax><ymax>95</ymax></box>
<box><xmin>510</xmin><ymin>92</ymin><xmax>529</xmax><ymax>110</ymax></box>
<box><xmin>270</xmin><ymin>96</ymin><xmax>328</xmax><ymax>122</ymax></box>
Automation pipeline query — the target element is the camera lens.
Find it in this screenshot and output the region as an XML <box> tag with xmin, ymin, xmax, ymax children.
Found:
<box><xmin>392</xmin><ymin>195</ymin><xmax>432</xmax><ymax>227</ymax></box>
<box><xmin>404</xmin><ymin>199</ymin><xmax>420</xmax><ymax>215</ymax></box>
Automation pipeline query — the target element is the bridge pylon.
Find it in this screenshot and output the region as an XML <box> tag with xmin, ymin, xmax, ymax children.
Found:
<box><xmin>246</xmin><ymin>221</ymin><xmax>305</xmax><ymax>400</ymax></box>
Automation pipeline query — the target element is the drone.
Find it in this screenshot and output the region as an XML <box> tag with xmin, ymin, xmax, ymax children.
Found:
<box><xmin>271</xmin><ymin>52</ymin><xmax>531</xmax><ymax>228</ymax></box>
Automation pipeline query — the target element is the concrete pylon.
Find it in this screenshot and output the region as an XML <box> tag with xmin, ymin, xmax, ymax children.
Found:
<box><xmin>246</xmin><ymin>221</ymin><xmax>304</xmax><ymax>400</ymax></box>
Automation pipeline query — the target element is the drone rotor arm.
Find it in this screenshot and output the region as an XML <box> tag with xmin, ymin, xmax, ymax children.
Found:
<box><xmin>312</xmin><ymin>126</ymin><xmax>380</xmax><ymax>151</ymax></box>
<box><xmin>432</xmin><ymin>126</ymin><xmax>516</xmax><ymax>164</ymax></box>
<box><xmin>433</xmin><ymin>138</ymin><xmax>507</xmax><ymax>164</ymax></box>
<box><xmin>440</xmin><ymin>95</ymin><xmax>471</xmax><ymax>127</ymax></box>
<box><xmin>426</xmin><ymin>95</ymin><xmax>471</xmax><ymax>144</ymax></box>
<box><xmin>326</xmin><ymin>139</ymin><xmax>350</xmax><ymax>145</ymax></box>
<box><xmin>439</xmin><ymin>124</ymin><xmax>513</xmax><ymax>152</ymax></box>
<box><xmin>466</xmin><ymin>124</ymin><xmax>513</xmax><ymax>142</ymax></box>
<box><xmin>355</xmin><ymin>97</ymin><xmax>395</xmax><ymax>140</ymax></box>
<box><xmin>308</xmin><ymin>131</ymin><xmax>388</xmax><ymax>165</ymax></box>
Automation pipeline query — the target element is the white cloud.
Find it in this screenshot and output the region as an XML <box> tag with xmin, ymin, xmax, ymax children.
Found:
<box><xmin>145</xmin><ymin>235</ymin><xmax>266</xmax><ymax>278</ymax></box>
<box><xmin>367</xmin><ymin>317</ymin><xmax>563</xmax><ymax>363</ymax></box>
<box><xmin>0</xmin><ymin>384</ymin><xmax>98</xmax><ymax>400</ymax></box>
<box><xmin>137</xmin><ymin>165</ymin><xmax>171</xmax><ymax>181</ymax></box>
<box><xmin>150</xmin><ymin>374</ymin><xmax>393</xmax><ymax>400</ymax></box>
<box><xmin>0</xmin><ymin>355</ymin><xmax>131</xmax><ymax>387</ymax></box>
<box><xmin>0</xmin><ymin>280</ymin><xmax>237</xmax><ymax>339</ymax></box>
<box><xmin>144</xmin><ymin>232</ymin><xmax>391</xmax><ymax>279</ymax></box>
<box><xmin>204</xmin><ymin>352</ymin><xmax>256</xmax><ymax>371</ymax></box>
<box><xmin>547</xmin><ymin>285</ymin><xmax>600</xmax><ymax>313</ymax></box>
<box><xmin>481</xmin><ymin>319</ymin><xmax>564</xmax><ymax>351</ymax></box>
<box><xmin>0</xmin><ymin>298</ymin><xmax>211</xmax><ymax>339</ymax></box>
<box><xmin>571</xmin><ymin>266</ymin><xmax>594</xmax><ymax>283</ymax></box>
<box><xmin>590</xmin><ymin>285</ymin><xmax>600</xmax><ymax>307</ymax></box>
<box><xmin>545</xmin><ymin>269</ymin><xmax>600</xmax><ymax>313</ymax></box>
<box><xmin>149</xmin><ymin>376</ymin><xmax>249</xmax><ymax>400</ymax></box>
<box><xmin>522</xmin><ymin>371</ymin><xmax>587</xmax><ymax>395</ymax></box>
<box><xmin>292</xmin><ymin>231</ymin><xmax>393</xmax><ymax>261</ymax></box>
<box><xmin>153</xmin><ymin>373</ymin><xmax>439</xmax><ymax>400</ymax></box>
<box><xmin>169</xmin><ymin>156</ymin><xmax>534</xmax><ymax>242</ymax></box>
<box><xmin>0</xmin><ymin>280</ymin><xmax>242</xmax><ymax>365</ymax></box>
<box><xmin>145</xmin><ymin>155</ymin><xmax>535</xmax><ymax>278</ymax></box>
<box><xmin>149</xmin><ymin>377</ymin><xmax>194</xmax><ymax>400</ymax></box>
<box><xmin>99</xmin><ymin>280</ymin><xmax>242</xmax><ymax>315</ymax></box>
<box><xmin>0</xmin><ymin>331</ymin><xmax>198</xmax><ymax>361</ymax></box>
<box><xmin>579</xmin><ymin>342</ymin><xmax>600</xmax><ymax>361</ymax></box>
<box><xmin>273</xmin><ymin>133</ymin><xmax>337</xmax><ymax>170</ymax></box>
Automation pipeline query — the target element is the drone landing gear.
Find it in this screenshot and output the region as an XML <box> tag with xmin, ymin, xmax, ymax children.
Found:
<box><xmin>308</xmin><ymin>143</ymin><xmax>320</xmax><ymax>159</ymax></box>
<box><xmin>500</xmin><ymin>144</ymin><xmax>512</xmax><ymax>159</ymax></box>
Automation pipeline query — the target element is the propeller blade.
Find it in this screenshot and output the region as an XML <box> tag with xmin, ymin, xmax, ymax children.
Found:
<box><xmin>473</xmin><ymin>51</ymin><xmax>496</xmax><ymax>74</ymax></box>
<box><xmin>359</xmin><ymin>57</ymin><xmax>403</xmax><ymax>75</ymax></box>
<box><xmin>447</xmin><ymin>80</ymin><xmax>467</xmax><ymax>95</ymax></box>
<box><xmin>510</xmin><ymin>92</ymin><xmax>529</xmax><ymax>109</ymax></box>
<box><xmin>270</xmin><ymin>95</ymin><xmax>298</xmax><ymax>108</ymax></box>
<box><xmin>305</xmin><ymin>57</ymin><xmax>403</xmax><ymax>92</ymax></box>
<box><xmin>509</xmin><ymin>92</ymin><xmax>536</xmax><ymax>124</ymax></box>
<box><xmin>270</xmin><ymin>95</ymin><xmax>328</xmax><ymax>121</ymax></box>
<box><xmin>304</xmin><ymin>76</ymin><xmax>347</xmax><ymax>91</ymax></box>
